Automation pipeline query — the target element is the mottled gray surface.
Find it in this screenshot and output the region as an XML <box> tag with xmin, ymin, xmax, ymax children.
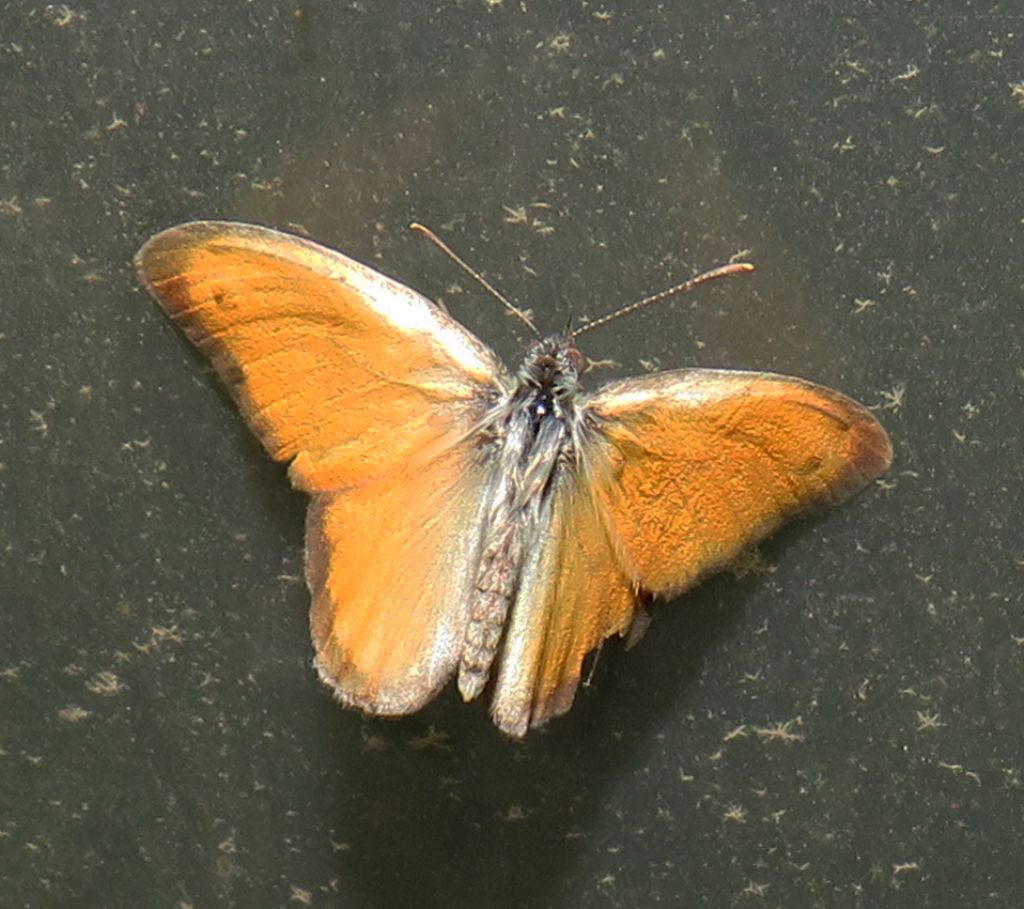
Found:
<box><xmin>2</xmin><ymin>2</ymin><xmax>1022</xmax><ymax>907</ymax></box>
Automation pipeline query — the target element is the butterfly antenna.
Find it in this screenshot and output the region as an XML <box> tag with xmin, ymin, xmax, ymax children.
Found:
<box><xmin>410</xmin><ymin>222</ymin><xmax>540</xmax><ymax>337</ymax></box>
<box><xmin>572</xmin><ymin>261</ymin><xmax>755</xmax><ymax>338</ymax></box>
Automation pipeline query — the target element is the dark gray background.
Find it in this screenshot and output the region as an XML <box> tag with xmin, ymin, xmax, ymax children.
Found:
<box><xmin>2</xmin><ymin>2</ymin><xmax>1022</xmax><ymax>907</ymax></box>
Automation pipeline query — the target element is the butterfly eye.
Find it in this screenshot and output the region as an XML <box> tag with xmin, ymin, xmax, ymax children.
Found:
<box><xmin>566</xmin><ymin>344</ymin><xmax>587</xmax><ymax>375</ymax></box>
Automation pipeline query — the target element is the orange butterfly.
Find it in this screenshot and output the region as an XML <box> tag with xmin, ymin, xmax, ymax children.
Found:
<box><xmin>136</xmin><ymin>221</ymin><xmax>892</xmax><ymax>737</ymax></box>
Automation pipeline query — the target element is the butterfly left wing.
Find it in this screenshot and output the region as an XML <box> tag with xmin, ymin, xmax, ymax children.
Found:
<box><xmin>490</xmin><ymin>368</ymin><xmax>892</xmax><ymax>735</ymax></box>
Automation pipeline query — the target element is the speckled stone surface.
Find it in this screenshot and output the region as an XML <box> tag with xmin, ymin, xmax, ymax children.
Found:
<box><xmin>2</xmin><ymin>3</ymin><xmax>1021</xmax><ymax>907</ymax></box>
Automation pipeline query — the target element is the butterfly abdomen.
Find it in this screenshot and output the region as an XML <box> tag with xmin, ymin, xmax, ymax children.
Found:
<box><xmin>458</xmin><ymin>408</ymin><xmax>531</xmax><ymax>701</ymax></box>
<box><xmin>459</xmin><ymin>504</ymin><xmax>524</xmax><ymax>700</ymax></box>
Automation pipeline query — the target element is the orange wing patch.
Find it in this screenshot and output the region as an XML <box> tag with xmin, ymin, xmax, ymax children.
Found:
<box><xmin>136</xmin><ymin>221</ymin><xmax>506</xmax><ymax>491</ymax></box>
<box><xmin>490</xmin><ymin>464</ymin><xmax>638</xmax><ymax>737</ymax></box>
<box><xmin>586</xmin><ymin>369</ymin><xmax>893</xmax><ymax>596</ymax></box>
<box><xmin>307</xmin><ymin>440</ymin><xmax>492</xmax><ymax>715</ymax></box>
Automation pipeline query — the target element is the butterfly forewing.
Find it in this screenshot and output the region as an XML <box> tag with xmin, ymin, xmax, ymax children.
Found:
<box><xmin>584</xmin><ymin>369</ymin><xmax>894</xmax><ymax>596</ymax></box>
<box><xmin>135</xmin><ymin>221</ymin><xmax>508</xmax><ymax>492</ymax></box>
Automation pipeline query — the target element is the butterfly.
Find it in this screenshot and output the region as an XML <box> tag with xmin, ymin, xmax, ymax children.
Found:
<box><xmin>136</xmin><ymin>221</ymin><xmax>892</xmax><ymax>738</ymax></box>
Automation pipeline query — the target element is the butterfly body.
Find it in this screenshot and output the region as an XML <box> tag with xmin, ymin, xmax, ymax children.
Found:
<box><xmin>458</xmin><ymin>335</ymin><xmax>587</xmax><ymax>701</ymax></box>
<box><xmin>137</xmin><ymin>221</ymin><xmax>892</xmax><ymax>737</ymax></box>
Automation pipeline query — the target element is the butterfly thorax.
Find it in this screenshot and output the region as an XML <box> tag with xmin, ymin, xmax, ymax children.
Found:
<box><xmin>457</xmin><ymin>335</ymin><xmax>586</xmax><ymax>701</ymax></box>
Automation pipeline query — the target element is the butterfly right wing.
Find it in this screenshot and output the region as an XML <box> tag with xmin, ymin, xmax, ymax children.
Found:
<box><xmin>137</xmin><ymin>221</ymin><xmax>511</xmax><ymax>715</ymax></box>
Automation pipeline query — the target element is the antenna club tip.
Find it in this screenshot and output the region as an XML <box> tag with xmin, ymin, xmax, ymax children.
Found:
<box><xmin>732</xmin><ymin>262</ymin><xmax>756</xmax><ymax>273</ymax></box>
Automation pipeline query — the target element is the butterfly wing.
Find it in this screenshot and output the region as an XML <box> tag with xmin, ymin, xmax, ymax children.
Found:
<box><xmin>307</xmin><ymin>441</ymin><xmax>495</xmax><ymax>714</ymax></box>
<box><xmin>136</xmin><ymin>221</ymin><xmax>509</xmax><ymax>714</ymax></box>
<box><xmin>490</xmin><ymin>463</ymin><xmax>638</xmax><ymax>737</ymax></box>
<box><xmin>490</xmin><ymin>368</ymin><xmax>891</xmax><ymax>735</ymax></box>
<box><xmin>585</xmin><ymin>369</ymin><xmax>893</xmax><ymax>596</ymax></box>
<box><xmin>136</xmin><ymin>220</ymin><xmax>507</xmax><ymax>492</ymax></box>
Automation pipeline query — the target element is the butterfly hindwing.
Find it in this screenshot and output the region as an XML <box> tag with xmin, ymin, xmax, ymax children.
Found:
<box><xmin>489</xmin><ymin>460</ymin><xmax>639</xmax><ymax>736</ymax></box>
<box><xmin>307</xmin><ymin>440</ymin><xmax>494</xmax><ymax>715</ymax></box>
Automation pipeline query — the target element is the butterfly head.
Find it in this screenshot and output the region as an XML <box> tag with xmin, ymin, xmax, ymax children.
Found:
<box><xmin>522</xmin><ymin>334</ymin><xmax>586</xmax><ymax>385</ymax></box>
<box><xmin>516</xmin><ymin>334</ymin><xmax>587</xmax><ymax>428</ymax></box>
